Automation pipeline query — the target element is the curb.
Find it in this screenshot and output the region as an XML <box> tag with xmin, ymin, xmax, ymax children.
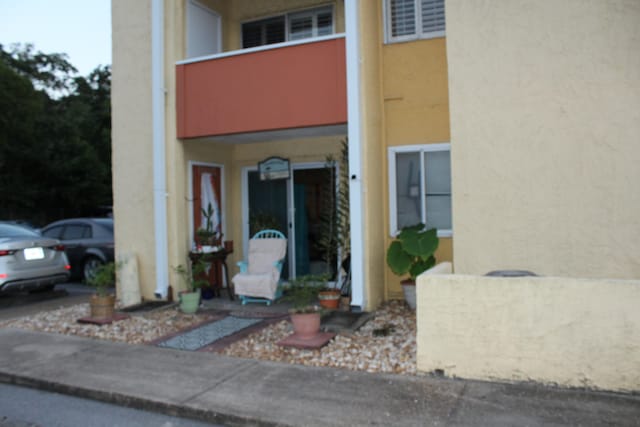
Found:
<box><xmin>0</xmin><ymin>371</ymin><xmax>287</xmax><ymax>427</ymax></box>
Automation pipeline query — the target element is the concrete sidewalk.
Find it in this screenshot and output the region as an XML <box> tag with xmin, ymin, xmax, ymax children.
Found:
<box><xmin>0</xmin><ymin>328</ymin><xmax>638</xmax><ymax>426</ymax></box>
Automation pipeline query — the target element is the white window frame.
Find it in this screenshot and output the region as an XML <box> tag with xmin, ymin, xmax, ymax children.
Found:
<box><xmin>240</xmin><ymin>4</ymin><xmax>335</xmax><ymax>48</ymax></box>
<box><xmin>388</xmin><ymin>143</ymin><xmax>452</xmax><ymax>238</ymax></box>
<box><xmin>384</xmin><ymin>0</ymin><xmax>445</xmax><ymax>44</ymax></box>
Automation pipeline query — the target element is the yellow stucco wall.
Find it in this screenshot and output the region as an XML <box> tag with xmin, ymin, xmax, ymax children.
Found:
<box><xmin>416</xmin><ymin>272</ymin><xmax>640</xmax><ymax>392</ymax></box>
<box><xmin>112</xmin><ymin>0</ymin><xmax>158</xmax><ymax>299</ymax></box>
<box><xmin>447</xmin><ymin>0</ymin><xmax>640</xmax><ymax>278</ymax></box>
<box><xmin>380</xmin><ymin>34</ymin><xmax>452</xmax><ymax>299</ymax></box>
<box><xmin>383</xmin><ymin>38</ymin><xmax>450</xmax><ymax>145</ymax></box>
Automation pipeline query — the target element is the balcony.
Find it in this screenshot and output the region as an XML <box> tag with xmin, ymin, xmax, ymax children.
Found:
<box><xmin>176</xmin><ymin>35</ymin><xmax>347</xmax><ymax>139</ymax></box>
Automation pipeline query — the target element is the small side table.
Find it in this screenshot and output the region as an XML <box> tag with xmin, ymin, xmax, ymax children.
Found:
<box><xmin>188</xmin><ymin>249</ymin><xmax>234</xmax><ymax>300</ymax></box>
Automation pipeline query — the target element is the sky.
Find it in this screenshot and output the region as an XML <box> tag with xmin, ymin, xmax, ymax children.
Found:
<box><xmin>0</xmin><ymin>0</ymin><xmax>111</xmax><ymax>76</ymax></box>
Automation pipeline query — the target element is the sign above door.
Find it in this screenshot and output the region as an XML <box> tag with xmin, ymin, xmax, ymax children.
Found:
<box><xmin>258</xmin><ymin>156</ymin><xmax>291</xmax><ymax>181</ymax></box>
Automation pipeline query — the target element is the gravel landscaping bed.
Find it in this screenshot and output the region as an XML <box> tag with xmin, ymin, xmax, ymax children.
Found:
<box><xmin>0</xmin><ymin>300</ymin><xmax>417</xmax><ymax>375</ymax></box>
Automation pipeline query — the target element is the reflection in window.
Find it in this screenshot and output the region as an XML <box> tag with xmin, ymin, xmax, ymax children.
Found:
<box><xmin>242</xmin><ymin>6</ymin><xmax>334</xmax><ymax>48</ymax></box>
<box><xmin>390</xmin><ymin>144</ymin><xmax>451</xmax><ymax>235</ymax></box>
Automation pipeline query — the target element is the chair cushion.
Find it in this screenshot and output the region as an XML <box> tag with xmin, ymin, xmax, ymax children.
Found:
<box><xmin>233</xmin><ymin>270</ymin><xmax>279</xmax><ymax>300</ymax></box>
<box><xmin>247</xmin><ymin>238</ymin><xmax>287</xmax><ymax>274</ymax></box>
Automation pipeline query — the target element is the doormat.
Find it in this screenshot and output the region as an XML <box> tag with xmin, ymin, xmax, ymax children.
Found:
<box><xmin>156</xmin><ymin>316</ymin><xmax>262</xmax><ymax>351</ymax></box>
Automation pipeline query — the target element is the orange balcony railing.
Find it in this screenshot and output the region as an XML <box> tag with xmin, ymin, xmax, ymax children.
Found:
<box><xmin>176</xmin><ymin>36</ymin><xmax>347</xmax><ymax>139</ymax></box>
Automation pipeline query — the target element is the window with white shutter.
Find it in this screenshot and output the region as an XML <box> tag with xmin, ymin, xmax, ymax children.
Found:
<box><xmin>386</xmin><ymin>0</ymin><xmax>445</xmax><ymax>43</ymax></box>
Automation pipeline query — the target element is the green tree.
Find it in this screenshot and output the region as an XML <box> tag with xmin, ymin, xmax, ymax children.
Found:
<box><xmin>0</xmin><ymin>44</ymin><xmax>111</xmax><ymax>225</ymax></box>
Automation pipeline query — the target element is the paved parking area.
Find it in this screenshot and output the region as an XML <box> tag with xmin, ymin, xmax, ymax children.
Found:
<box><xmin>0</xmin><ymin>283</ymin><xmax>92</xmax><ymax>322</ymax></box>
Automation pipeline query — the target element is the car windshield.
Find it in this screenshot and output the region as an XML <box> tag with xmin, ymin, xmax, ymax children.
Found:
<box><xmin>0</xmin><ymin>224</ymin><xmax>40</xmax><ymax>238</ymax></box>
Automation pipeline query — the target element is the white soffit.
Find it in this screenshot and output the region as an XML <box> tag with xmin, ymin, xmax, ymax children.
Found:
<box><xmin>189</xmin><ymin>124</ymin><xmax>348</xmax><ymax>144</ymax></box>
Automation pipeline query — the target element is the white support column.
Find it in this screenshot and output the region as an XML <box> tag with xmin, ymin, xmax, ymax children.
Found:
<box><xmin>345</xmin><ymin>0</ymin><xmax>365</xmax><ymax>309</ymax></box>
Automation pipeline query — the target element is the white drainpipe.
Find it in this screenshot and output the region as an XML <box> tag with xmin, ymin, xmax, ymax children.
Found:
<box><xmin>152</xmin><ymin>0</ymin><xmax>169</xmax><ymax>299</ymax></box>
<box><xmin>345</xmin><ymin>0</ymin><xmax>365</xmax><ymax>309</ymax></box>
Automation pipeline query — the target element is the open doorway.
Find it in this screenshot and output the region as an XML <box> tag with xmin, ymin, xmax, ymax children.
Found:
<box><xmin>245</xmin><ymin>163</ymin><xmax>336</xmax><ymax>280</ymax></box>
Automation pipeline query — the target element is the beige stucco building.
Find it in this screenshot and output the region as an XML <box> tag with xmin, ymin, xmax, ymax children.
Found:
<box><xmin>112</xmin><ymin>0</ymin><xmax>639</xmax><ymax>390</ymax></box>
<box><xmin>419</xmin><ymin>0</ymin><xmax>640</xmax><ymax>393</ymax></box>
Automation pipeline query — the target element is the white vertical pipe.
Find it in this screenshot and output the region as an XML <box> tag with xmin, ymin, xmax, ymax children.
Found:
<box><xmin>345</xmin><ymin>0</ymin><xmax>365</xmax><ymax>309</ymax></box>
<box><xmin>152</xmin><ymin>0</ymin><xmax>169</xmax><ymax>298</ymax></box>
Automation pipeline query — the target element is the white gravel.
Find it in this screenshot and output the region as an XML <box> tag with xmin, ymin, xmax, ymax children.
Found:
<box><xmin>0</xmin><ymin>300</ymin><xmax>417</xmax><ymax>375</ymax></box>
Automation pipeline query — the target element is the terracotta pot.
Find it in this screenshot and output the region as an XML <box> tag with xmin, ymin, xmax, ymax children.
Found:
<box><xmin>318</xmin><ymin>290</ymin><xmax>341</xmax><ymax>310</ymax></box>
<box><xmin>90</xmin><ymin>294</ymin><xmax>115</xmax><ymax>319</ymax></box>
<box><xmin>290</xmin><ymin>312</ymin><xmax>321</xmax><ymax>339</ymax></box>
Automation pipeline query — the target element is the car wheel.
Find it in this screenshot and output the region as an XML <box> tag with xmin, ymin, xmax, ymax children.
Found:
<box><xmin>83</xmin><ymin>256</ymin><xmax>104</xmax><ymax>283</ymax></box>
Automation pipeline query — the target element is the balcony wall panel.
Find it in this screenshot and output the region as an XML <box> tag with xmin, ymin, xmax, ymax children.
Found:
<box><xmin>177</xmin><ymin>37</ymin><xmax>347</xmax><ymax>138</ymax></box>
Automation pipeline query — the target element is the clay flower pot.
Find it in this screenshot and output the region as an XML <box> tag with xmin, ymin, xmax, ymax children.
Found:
<box><xmin>318</xmin><ymin>289</ymin><xmax>341</xmax><ymax>310</ymax></box>
<box><xmin>290</xmin><ymin>311</ymin><xmax>321</xmax><ymax>339</ymax></box>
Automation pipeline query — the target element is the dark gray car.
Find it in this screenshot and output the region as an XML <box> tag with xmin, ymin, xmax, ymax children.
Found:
<box><xmin>41</xmin><ymin>218</ymin><xmax>114</xmax><ymax>282</ymax></box>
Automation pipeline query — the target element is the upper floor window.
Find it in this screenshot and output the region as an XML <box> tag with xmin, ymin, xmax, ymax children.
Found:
<box><xmin>385</xmin><ymin>0</ymin><xmax>445</xmax><ymax>43</ymax></box>
<box><xmin>242</xmin><ymin>6</ymin><xmax>334</xmax><ymax>49</ymax></box>
<box><xmin>388</xmin><ymin>144</ymin><xmax>452</xmax><ymax>237</ymax></box>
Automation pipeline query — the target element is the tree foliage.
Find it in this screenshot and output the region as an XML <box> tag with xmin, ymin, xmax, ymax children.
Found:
<box><xmin>0</xmin><ymin>44</ymin><xmax>111</xmax><ymax>225</ymax></box>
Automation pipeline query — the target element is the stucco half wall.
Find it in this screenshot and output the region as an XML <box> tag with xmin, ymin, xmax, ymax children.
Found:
<box><xmin>416</xmin><ymin>268</ymin><xmax>640</xmax><ymax>392</ymax></box>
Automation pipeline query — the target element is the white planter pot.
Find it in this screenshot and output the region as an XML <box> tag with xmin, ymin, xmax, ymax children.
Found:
<box><xmin>401</xmin><ymin>281</ymin><xmax>416</xmax><ymax>310</ymax></box>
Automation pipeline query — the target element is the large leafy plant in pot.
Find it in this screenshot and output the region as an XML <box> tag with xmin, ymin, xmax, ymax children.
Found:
<box><xmin>386</xmin><ymin>224</ymin><xmax>439</xmax><ymax>309</ymax></box>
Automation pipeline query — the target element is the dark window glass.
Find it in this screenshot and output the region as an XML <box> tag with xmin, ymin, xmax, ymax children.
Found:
<box><xmin>242</xmin><ymin>16</ymin><xmax>285</xmax><ymax>48</ymax></box>
<box><xmin>62</xmin><ymin>225</ymin><xmax>91</xmax><ymax>240</ymax></box>
<box><xmin>42</xmin><ymin>226</ymin><xmax>63</xmax><ymax>239</ymax></box>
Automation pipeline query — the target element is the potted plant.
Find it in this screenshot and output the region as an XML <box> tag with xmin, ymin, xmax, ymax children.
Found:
<box><xmin>86</xmin><ymin>261</ymin><xmax>117</xmax><ymax>319</ymax></box>
<box><xmin>283</xmin><ymin>275</ymin><xmax>324</xmax><ymax>339</ymax></box>
<box><xmin>316</xmin><ymin>273</ymin><xmax>341</xmax><ymax>310</ymax></box>
<box><xmin>386</xmin><ymin>223</ymin><xmax>439</xmax><ymax>309</ymax></box>
<box><xmin>318</xmin><ymin>287</ymin><xmax>341</xmax><ymax>309</ymax></box>
<box><xmin>248</xmin><ymin>211</ymin><xmax>282</xmax><ymax>236</ymax></box>
<box><xmin>316</xmin><ymin>140</ymin><xmax>350</xmax><ymax>282</ymax></box>
<box><xmin>195</xmin><ymin>203</ymin><xmax>222</xmax><ymax>252</ymax></box>
<box><xmin>173</xmin><ymin>260</ymin><xmax>209</xmax><ymax>314</ymax></box>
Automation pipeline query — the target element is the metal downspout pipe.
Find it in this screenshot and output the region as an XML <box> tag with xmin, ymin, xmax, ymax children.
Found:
<box><xmin>152</xmin><ymin>0</ymin><xmax>169</xmax><ymax>299</ymax></box>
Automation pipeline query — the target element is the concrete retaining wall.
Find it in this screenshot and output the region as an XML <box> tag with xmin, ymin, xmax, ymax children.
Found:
<box><xmin>416</xmin><ymin>268</ymin><xmax>640</xmax><ymax>392</ymax></box>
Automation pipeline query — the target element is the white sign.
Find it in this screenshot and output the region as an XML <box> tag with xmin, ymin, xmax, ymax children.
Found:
<box><xmin>258</xmin><ymin>157</ymin><xmax>290</xmax><ymax>181</ymax></box>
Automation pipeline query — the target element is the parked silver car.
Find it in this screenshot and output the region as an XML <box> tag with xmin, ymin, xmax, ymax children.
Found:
<box><xmin>0</xmin><ymin>223</ymin><xmax>71</xmax><ymax>293</ymax></box>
